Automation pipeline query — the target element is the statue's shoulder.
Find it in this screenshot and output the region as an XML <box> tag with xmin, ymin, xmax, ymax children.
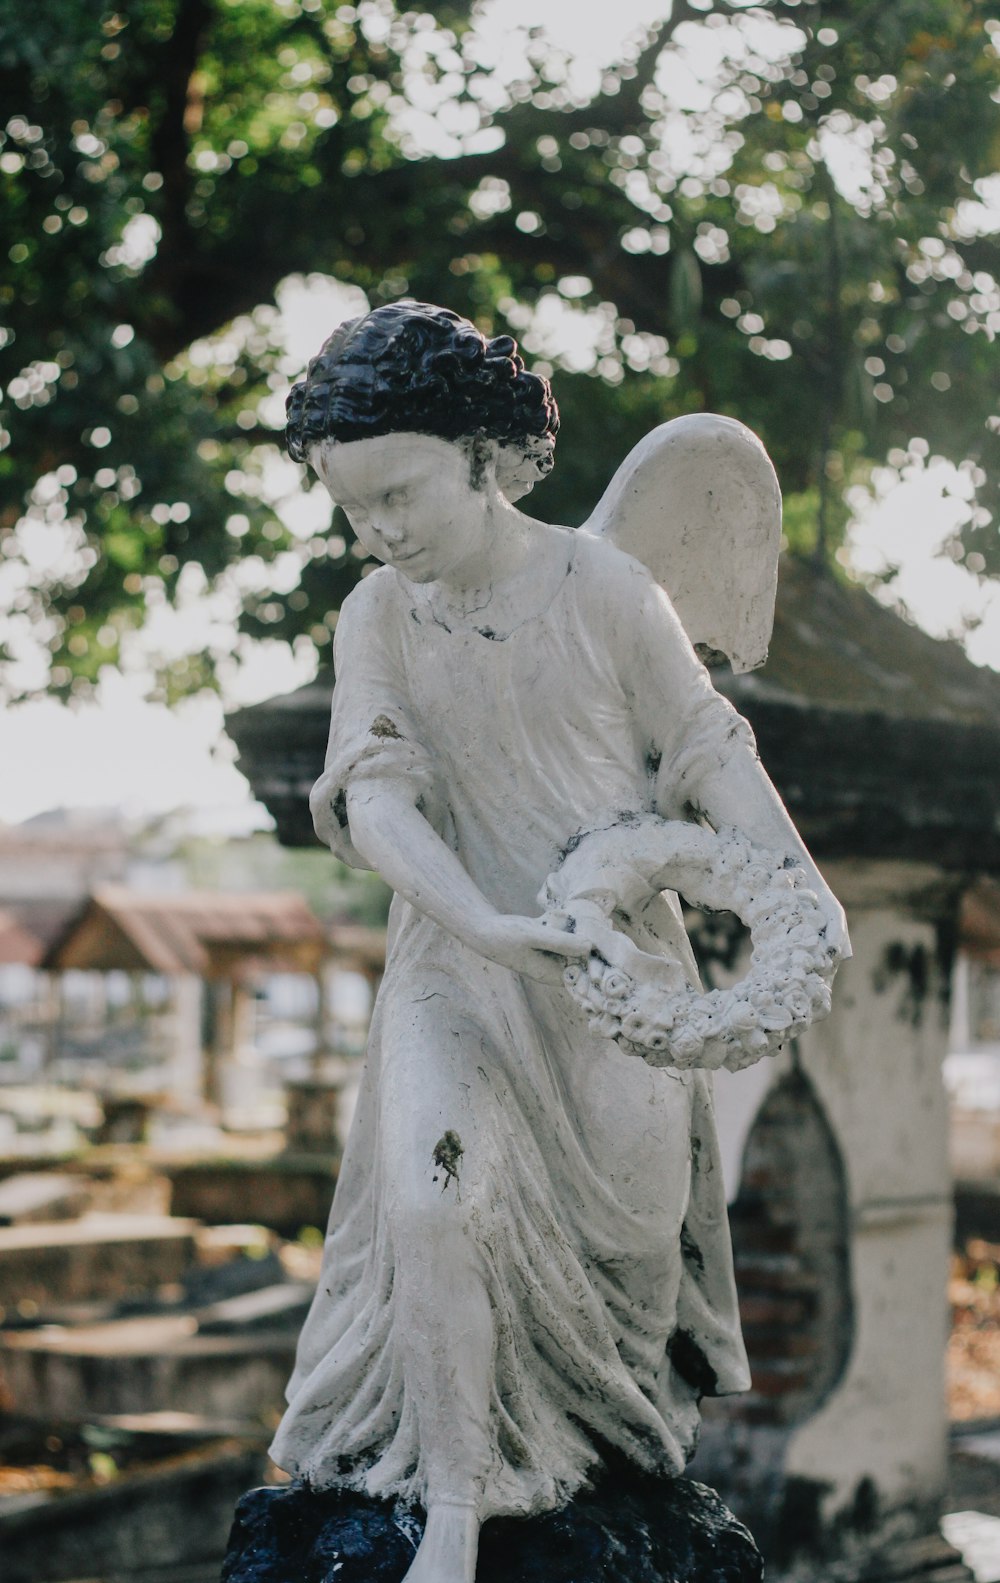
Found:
<box><xmin>338</xmin><ymin>564</ymin><xmax>398</xmax><ymax>624</ymax></box>
<box><xmin>332</xmin><ymin>567</ymin><xmax>402</xmax><ymax>667</ymax></box>
<box><xmin>569</xmin><ymin>528</ymin><xmax>661</xmax><ymax>615</ymax></box>
<box><xmin>567</xmin><ymin>529</ymin><xmax>693</xmax><ymax>668</ymax></box>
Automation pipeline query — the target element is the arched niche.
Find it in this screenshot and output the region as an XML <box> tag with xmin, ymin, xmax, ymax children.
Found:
<box><xmin>727</xmin><ymin>1059</ymin><xmax>854</xmax><ymax>1427</ymax></box>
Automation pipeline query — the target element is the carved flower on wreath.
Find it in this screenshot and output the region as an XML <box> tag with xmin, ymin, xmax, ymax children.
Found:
<box><xmin>671</xmin><ymin>1028</ymin><xmax>705</xmax><ymax>1063</ymax></box>
<box><xmin>601</xmin><ymin>970</ymin><xmax>631</xmax><ymax>1002</ymax></box>
<box><xmin>744</xmin><ymin>864</ymin><xmax>773</xmax><ymax>894</ymax></box>
<box><xmin>631</xmin><ymin>980</ymin><xmax>675</xmax><ymax>1022</ymax></box>
<box><xmin>725</xmin><ymin>999</ymin><xmax>757</xmax><ymax>1033</ymax></box>
<box><xmin>749</xmin><ymin>982</ymin><xmax>778</xmax><ymax>1011</ymax></box>
<box><xmin>620</xmin><ymin>1009</ymin><xmax>650</xmax><ymax>1040</ymax></box>
<box><xmin>789</xmin><ymin>948</ymin><xmax>818</xmax><ymax>973</ymax></box>
<box><xmin>783</xmin><ymin>984</ymin><xmax>813</xmax><ymax>1021</ymax></box>
<box><xmin>686</xmin><ymin>1006</ymin><xmax>715</xmax><ymax>1041</ymax></box>
<box><xmin>757</xmin><ymin>1004</ymin><xmax>794</xmax><ymax>1033</ymax></box>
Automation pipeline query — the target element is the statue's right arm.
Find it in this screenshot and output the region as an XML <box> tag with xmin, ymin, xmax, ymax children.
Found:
<box><xmin>346</xmin><ymin>774</ymin><xmax>498</xmax><ymax>951</ymax></box>
<box><xmin>315</xmin><ymin>575</ymin><xmax>586</xmax><ymax>982</ymax></box>
<box><xmin>345</xmin><ymin>777</ymin><xmax>586</xmax><ymax>985</ymax></box>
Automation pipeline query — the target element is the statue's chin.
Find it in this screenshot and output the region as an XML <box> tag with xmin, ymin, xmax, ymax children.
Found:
<box><xmin>389</xmin><ymin>556</ymin><xmax>437</xmax><ymax>584</ymax></box>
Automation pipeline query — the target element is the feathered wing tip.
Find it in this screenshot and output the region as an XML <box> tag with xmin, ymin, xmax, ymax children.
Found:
<box><xmin>585</xmin><ymin>413</ymin><xmax>781</xmax><ymax>674</ymax></box>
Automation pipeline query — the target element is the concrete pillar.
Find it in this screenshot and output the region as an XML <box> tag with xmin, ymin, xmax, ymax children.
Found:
<box><xmin>42</xmin><ymin>972</ymin><xmax>61</xmax><ymax>1070</ymax></box>
<box><xmin>696</xmin><ymin>859</ymin><xmax>958</xmax><ymax>1567</ymax></box>
<box><xmin>312</xmin><ymin>968</ymin><xmax>327</xmax><ymax>1079</ymax></box>
<box><xmin>789</xmin><ymin>864</ymin><xmax>952</xmax><ymax>1520</ymax></box>
<box><xmin>231</xmin><ymin>979</ymin><xmax>255</xmax><ymax>1063</ymax></box>
<box><xmin>171</xmin><ymin>973</ymin><xmax>203</xmax><ymax>1105</ymax></box>
<box><xmin>205</xmin><ymin>979</ymin><xmax>232</xmax><ymax>1108</ymax></box>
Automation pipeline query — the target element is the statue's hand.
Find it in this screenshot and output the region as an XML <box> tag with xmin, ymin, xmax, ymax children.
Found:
<box><xmin>537</xmin><ymin>910</ymin><xmax>689</xmax><ymax>1003</ymax></box>
<box><xmin>823</xmin><ymin>894</ymin><xmax>852</xmax><ymax>963</ymax></box>
<box><xmin>803</xmin><ymin>877</ymin><xmax>851</xmax><ymax>963</ymax></box>
<box><xmin>471</xmin><ymin>914</ymin><xmax>591</xmax><ymax>985</ymax></box>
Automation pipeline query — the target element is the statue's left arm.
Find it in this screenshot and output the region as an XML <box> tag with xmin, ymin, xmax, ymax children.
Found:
<box><xmin>679</xmin><ymin>728</ymin><xmax>850</xmax><ymax>960</ymax></box>
<box><xmin>605</xmin><ymin>548</ymin><xmax>851</xmax><ymax>960</ymax></box>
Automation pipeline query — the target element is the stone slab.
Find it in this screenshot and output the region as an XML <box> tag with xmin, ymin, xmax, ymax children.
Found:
<box><xmin>0</xmin><ymin>1172</ymin><xmax>90</xmax><ymax>1226</ymax></box>
<box><xmin>0</xmin><ymin>1316</ymin><xmax>296</xmax><ymax>1421</ymax></box>
<box><xmin>90</xmin><ymin>1410</ymin><xmax>271</xmax><ymax>1440</ymax></box>
<box><xmin>0</xmin><ymin>1214</ymin><xmax>200</xmax><ymax>1309</ymax></box>
<box><xmin>0</xmin><ymin>1440</ymin><xmax>265</xmax><ymax>1583</ymax></box>
<box><xmin>196</xmin><ymin>1281</ymin><xmax>314</xmax><ymax>1333</ymax></box>
<box><xmin>168</xmin><ymin>1158</ymin><xmax>336</xmax><ymax>1237</ymax></box>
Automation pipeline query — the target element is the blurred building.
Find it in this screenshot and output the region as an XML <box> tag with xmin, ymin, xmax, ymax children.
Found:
<box><xmin>41</xmin><ymin>887</ymin><xmax>330</xmax><ymax>1110</ymax></box>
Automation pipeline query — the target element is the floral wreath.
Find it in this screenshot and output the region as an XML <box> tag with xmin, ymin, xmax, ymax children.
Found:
<box><xmin>542</xmin><ymin>817</ymin><xmax>840</xmax><ymax>1073</ymax></box>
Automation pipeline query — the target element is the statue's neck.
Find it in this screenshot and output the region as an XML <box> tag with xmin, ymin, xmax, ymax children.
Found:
<box><xmin>441</xmin><ymin>498</ymin><xmax>533</xmax><ymax>597</ymax></box>
<box><xmin>412</xmin><ymin>521</ymin><xmax>575</xmax><ymax>636</ymax></box>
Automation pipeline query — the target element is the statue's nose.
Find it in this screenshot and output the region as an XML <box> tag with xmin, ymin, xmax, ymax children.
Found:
<box><xmin>374</xmin><ymin>514</ymin><xmax>406</xmax><ymax>545</ymax></box>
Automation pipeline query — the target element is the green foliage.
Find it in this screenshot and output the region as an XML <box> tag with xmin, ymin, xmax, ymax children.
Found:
<box><xmin>1</xmin><ymin>0</ymin><xmax>998</xmax><ymax>699</ymax></box>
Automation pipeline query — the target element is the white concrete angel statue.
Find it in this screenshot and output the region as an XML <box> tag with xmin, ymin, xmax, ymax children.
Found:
<box><xmin>270</xmin><ymin>301</ymin><xmax>849</xmax><ymax>1583</ymax></box>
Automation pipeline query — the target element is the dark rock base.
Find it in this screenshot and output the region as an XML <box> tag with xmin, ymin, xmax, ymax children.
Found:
<box><xmin>221</xmin><ymin>1468</ymin><xmax>763</xmax><ymax>1583</ymax></box>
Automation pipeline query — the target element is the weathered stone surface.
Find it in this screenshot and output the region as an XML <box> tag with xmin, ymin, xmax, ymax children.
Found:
<box><xmin>221</xmin><ymin>1473</ymin><xmax>763</xmax><ymax>1583</ymax></box>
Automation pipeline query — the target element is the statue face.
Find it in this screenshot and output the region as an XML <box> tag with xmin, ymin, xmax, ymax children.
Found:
<box><xmin>314</xmin><ymin>431</ymin><xmax>496</xmax><ymax>585</ymax></box>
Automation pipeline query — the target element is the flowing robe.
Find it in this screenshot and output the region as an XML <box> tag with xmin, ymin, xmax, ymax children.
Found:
<box><xmin>270</xmin><ymin>529</ymin><xmax>752</xmax><ymax>1518</ymax></box>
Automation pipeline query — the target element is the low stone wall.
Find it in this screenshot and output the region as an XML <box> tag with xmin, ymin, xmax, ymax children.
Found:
<box><xmin>0</xmin><ymin>1324</ymin><xmax>297</xmax><ymax>1421</ymax></box>
<box><xmin>0</xmin><ymin>1213</ymin><xmax>199</xmax><ymax>1308</ymax></box>
<box><xmin>0</xmin><ymin>1440</ymin><xmax>267</xmax><ymax>1583</ymax></box>
<box><xmin>167</xmin><ymin>1155</ymin><xmax>337</xmax><ymax>1237</ymax></box>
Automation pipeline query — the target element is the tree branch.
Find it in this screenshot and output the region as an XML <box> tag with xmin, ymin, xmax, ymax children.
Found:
<box><xmin>131</xmin><ymin>0</ymin><xmax>710</xmax><ymax>359</ymax></box>
<box><xmin>142</xmin><ymin>0</ymin><xmax>212</xmax><ymax>343</ymax></box>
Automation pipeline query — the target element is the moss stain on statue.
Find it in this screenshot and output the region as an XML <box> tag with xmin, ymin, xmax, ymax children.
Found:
<box><xmin>371</xmin><ymin>715</ymin><xmax>404</xmax><ymax>741</ymax></box>
<box><xmin>432</xmin><ymin>1130</ymin><xmax>464</xmax><ymax>1193</ymax></box>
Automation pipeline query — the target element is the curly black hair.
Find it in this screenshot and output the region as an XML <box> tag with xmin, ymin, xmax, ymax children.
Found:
<box><xmin>285</xmin><ymin>301</ymin><xmax>559</xmax><ymax>466</ymax></box>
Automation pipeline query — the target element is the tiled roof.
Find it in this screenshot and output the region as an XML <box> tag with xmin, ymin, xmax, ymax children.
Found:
<box><xmin>720</xmin><ymin>557</ymin><xmax>1000</xmax><ymax>726</ymax></box>
<box><xmin>42</xmin><ymin>887</ymin><xmax>328</xmax><ymax>976</ymax></box>
<box><xmin>0</xmin><ymin>907</ymin><xmax>47</xmax><ymax>966</ymax></box>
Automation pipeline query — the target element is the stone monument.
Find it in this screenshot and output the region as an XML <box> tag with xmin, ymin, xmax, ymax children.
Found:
<box><xmin>222</xmin><ymin>302</ymin><xmax>848</xmax><ymax>1583</ymax></box>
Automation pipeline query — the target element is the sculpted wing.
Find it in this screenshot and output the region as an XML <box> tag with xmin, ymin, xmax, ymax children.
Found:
<box><xmin>584</xmin><ymin>413</ymin><xmax>781</xmax><ymax>673</ymax></box>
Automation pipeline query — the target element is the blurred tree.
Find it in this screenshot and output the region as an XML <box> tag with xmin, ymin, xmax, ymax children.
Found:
<box><xmin>1</xmin><ymin>0</ymin><xmax>998</xmax><ymax>699</ymax></box>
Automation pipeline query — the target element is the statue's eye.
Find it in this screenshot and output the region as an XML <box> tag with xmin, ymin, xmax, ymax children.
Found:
<box><xmin>385</xmin><ymin>488</ymin><xmax>407</xmax><ymax>508</ymax></box>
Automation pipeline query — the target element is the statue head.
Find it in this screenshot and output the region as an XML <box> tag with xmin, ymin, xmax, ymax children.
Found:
<box><xmin>285</xmin><ymin>301</ymin><xmax>559</xmax><ymax>501</ymax></box>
